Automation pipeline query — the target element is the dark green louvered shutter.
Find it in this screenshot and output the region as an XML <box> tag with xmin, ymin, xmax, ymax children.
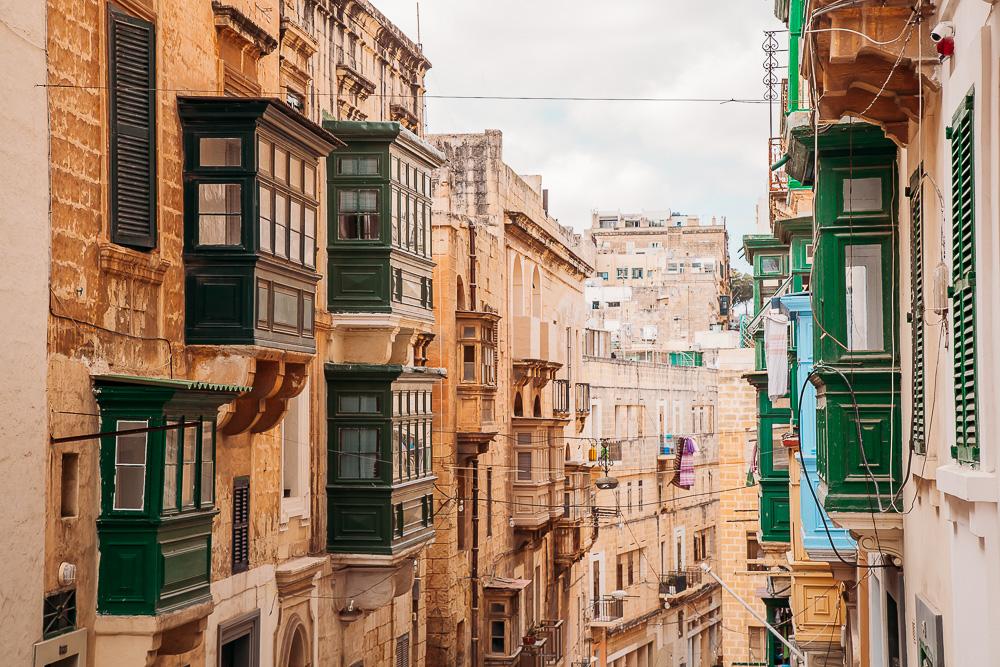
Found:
<box><xmin>908</xmin><ymin>166</ymin><xmax>926</xmax><ymax>454</ymax></box>
<box><xmin>108</xmin><ymin>7</ymin><xmax>156</xmax><ymax>249</ymax></box>
<box><xmin>949</xmin><ymin>91</ymin><xmax>979</xmax><ymax>464</ymax></box>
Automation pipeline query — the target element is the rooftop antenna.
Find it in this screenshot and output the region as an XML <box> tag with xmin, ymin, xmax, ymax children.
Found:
<box><xmin>416</xmin><ymin>1</ymin><xmax>422</xmax><ymax>49</ymax></box>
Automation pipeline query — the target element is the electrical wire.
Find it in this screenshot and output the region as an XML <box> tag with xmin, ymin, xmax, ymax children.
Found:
<box><xmin>38</xmin><ymin>83</ymin><xmax>769</xmax><ymax>104</ymax></box>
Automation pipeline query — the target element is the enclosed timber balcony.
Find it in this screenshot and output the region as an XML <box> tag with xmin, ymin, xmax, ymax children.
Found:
<box><xmin>795</xmin><ymin>123</ymin><xmax>903</xmax><ymax>538</ymax></box>
<box><xmin>511</xmin><ymin>419</ymin><xmax>567</xmax><ymax>536</ymax></box>
<box><xmin>93</xmin><ymin>375</ymin><xmax>247</xmax><ymax>616</ymax></box>
<box><xmin>455</xmin><ymin>310</ymin><xmax>501</xmax><ymax>457</ymax></box>
<box><xmin>802</xmin><ymin>0</ymin><xmax>937</xmax><ymax>145</ymax></box>
<box><xmin>178</xmin><ymin>97</ymin><xmax>341</xmax><ymax>353</ymax></box>
<box><xmin>323</xmin><ymin>121</ymin><xmax>443</xmax><ymax>323</ymax></box>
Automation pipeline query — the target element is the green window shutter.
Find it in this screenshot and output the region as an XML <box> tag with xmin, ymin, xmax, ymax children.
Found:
<box><xmin>909</xmin><ymin>166</ymin><xmax>926</xmax><ymax>454</ymax></box>
<box><xmin>949</xmin><ymin>91</ymin><xmax>979</xmax><ymax>464</ymax></box>
<box><xmin>108</xmin><ymin>7</ymin><xmax>157</xmax><ymax>250</ymax></box>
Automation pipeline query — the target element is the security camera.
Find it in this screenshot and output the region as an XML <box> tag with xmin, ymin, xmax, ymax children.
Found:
<box><xmin>930</xmin><ymin>21</ymin><xmax>955</xmax><ymax>43</ymax></box>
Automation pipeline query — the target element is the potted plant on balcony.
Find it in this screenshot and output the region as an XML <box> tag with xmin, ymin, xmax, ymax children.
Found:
<box><xmin>522</xmin><ymin>628</ymin><xmax>538</xmax><ymax>646</ymax></box>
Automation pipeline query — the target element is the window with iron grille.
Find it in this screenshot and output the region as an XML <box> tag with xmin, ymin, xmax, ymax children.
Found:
<box><xmin>909</xmin><ymin>166</ymin><xmax>926</xmax><ymax>454</ymax></box>
<box><xmin>43</xmin><ymin>589</ymin><xmax>76</xmax><ymax>638</ymax></box>
<box><xmin>232</xmin><ymin>476</ymin><xmax>250</xmax><ymax>573</ymax></box>
<box><xmin>108</xmin><ymin>6</ymin><xmax>156</xmax><ymax>250</ymax></box>
<box><xmin>949</xmin><ymin>90</ymin><xmax>979</xmax><ymax>465</ymax></box>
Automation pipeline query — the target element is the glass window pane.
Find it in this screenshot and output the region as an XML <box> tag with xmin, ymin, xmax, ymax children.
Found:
<box><xmin>304</xmin><ymin>164</ymin><xmax>315</xmax><ymax>197</ymax></box>
<box><xmin>290</xmin><ymin>155</ymin><xmax>302</xmax><ymax>191</ymax></box>
<box><xmin>761</xmin><ymin>256</ymin><xmax>780</xmax><ymax>274</ymax></box>
<box><xmin>258</xmin><ymin>138</ymin><xmax>272</xmax><ymax>175</ymax></box>
<box><xmin>200</xmin><ymin>421</ymin><xmax>214</xmax><ymax>506</ymax></box>
<box><xmin>517</xmin><ymin>451</ymin><xmax>532</xmax><ymax>480</ymax></box>
<box><xmin>463</xmin><ymin>345</ymin><xmax>476</xmax><ymax>382</ymax></box>
<box><xmin>845</xmin><ymin>244</ymin><xmax>884</xmax><ymax>351</ymax></box>
<box><xmin>490</xmin><ymin>620</ymin><xmax>506</xmax><ymax>654</ymax></box>
<box><xmin>303</xmin><ymin>295</ymin><xmax>314</xmax><ymax>333</ymax></box>
<box><xmin>200</xmin><ymin>137</ymin><xmax>241</xmax><ymax>167</ymax></box>
<box><xmin>304</xmin><ymin>207</ymin><xmax>316</xmax><ymax>268</ymax></box>
<box><xmin>259</xmin><ymin>185</ymin><xmax>273</xmax><ymax>253</ymax></box>
<box><xmin>198</xmin><ymin>183</ymin><xmax>242</xmax><ymax>246</ymax></box>
<box><xmin>114</xmin><ymin>420</ymin><xmax>147</xmax><ymax>511</ymax></box>
<box><xmin>182</xmin><ymin>424</ymin><xmax>197</xmax><ymax>508</ymax></box>
<box><xmin>289</xmin><ymin>200</ymin><xmax>302</xmax><ymax>263</ymax></box>
<box><xmin>275</xmin><ymin>193</ymin><xmax>288</xmax><ymax>258</ymax></box>
<box><xmin>275</xmin><ymin>147</ymin><xmax>288</xmax><ymax>183</ymax></box>
<box><xmin>339</xmin><ymin>395</ymin><xmax>360</xmax><ymax>413</ymax></box>
<box><xmin>339</xmin><ymin>427</ymin><xmax>378</xmax><ymax>479</ymax></box>
<box><xmin>163</xmin><ymin>424</ymin><xmax>179</xmax><ymax>512</ymax></box>
<box><xmin>843</xmin><ymin>177</ymin><xmax>883</xmax><ymax>212</ymax></box>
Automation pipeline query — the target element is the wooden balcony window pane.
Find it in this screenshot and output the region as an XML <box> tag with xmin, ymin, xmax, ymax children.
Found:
<box><xmin>845</xmin><ymin>244</ymin><xmax>884</xmax><ymax>351</ymax></box>
<box><xmin>163</xmin><ymin>424</ymin><xmax>179</xmax><ymax>512</ymax></box>
<box><xmin>256</xmin><ymin>281</ymin><xmax>270</xmax><ymax>327</ymax></box>
<box><xmin>290</xmin><ymin>155</ymin><xmax>302</xmax><ymax>191</ymax></box>
<box><xmin>338</xmin><ymin>189</ymin><xmax>380</xmax><ymax>240</ymax></box>
<box><xmin>199</xmin><ymin>137</ymin><xmax>241</xmax><ymax>167</ymax></box>
<box><xmin>517</xmin><ymin>451</ymin><xmax>532</xmax><ymax>481</ymax></box>
<box><xmin>304</xmin><ymin>164</ymin><xmax>315</xmax><ymax>197</ymax></box>
<box><xmin>462</xmin><ymin>345</ymin><xmax>476</xmax><ymax>382</ymax></box>
<box><xmin>114</xmin><ymin>420</ymin><xmax>147</xmax><ymax>511</ymax></box>
<box><xmin>289</xmin><ymin>200</ymin><xmax>302</xmax><ymax>263</ymax></box>
<box><xmin>339</xmin><ymin>427</ymin><xmax>378</xmax><ymax>479</ymax></box>
<box><xmin>274</xmin><ymin>193</ymin><xmax>288</xmax><ymax>258</ymax></box>
<box><xmin>200</xmin><ymin>420</ymin><xmax>214</xmax><ymax>506</ymax></box>
<box><xmin>304</xmin><ymin>207</ymin><xmax>316</xmax><ymax>268</ymax></box>
<box><xmin>198</xmin><ymin>183</ymin><xmax>241</xmax><ymax>246</ymax></box>
<box><xmin>275</xmin><ymin>147</ymin><xmax>287</xmax><ymax>183</ymax></box>
<box><xmin>181</xmin><ymin>423</ymin><xmax>198</xmax><ymax>508</ymax></box>
<box><xmin>259</xmin><ymin>185</ymin><xmax>273</xmax><ymax>253</ymax></box>
<box><xmin>258</xmin><ymin>138</ymin><xmax>272</xmax><ymax>175</ymax></box>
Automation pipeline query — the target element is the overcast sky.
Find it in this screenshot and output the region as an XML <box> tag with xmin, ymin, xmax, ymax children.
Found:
<box><xmin>374</xmin><ymin>1</ymin><xmax>785</xmax><ymax>270</ymax></box>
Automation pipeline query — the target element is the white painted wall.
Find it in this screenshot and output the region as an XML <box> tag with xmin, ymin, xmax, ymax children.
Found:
<box><xmin>0</xmin><ymin>1</ymin><xmax>48</xmax><ymax>661</ymax></box>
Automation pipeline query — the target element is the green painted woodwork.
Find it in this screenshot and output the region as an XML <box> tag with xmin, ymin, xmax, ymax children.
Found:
<box><xmin>764</xmin><ymin>599</ymin><xmax>795</xmax><ymax>666</ymax></box>
<box><xmin>804</xmin><ymin>122</ymin><xmax>903</xmax><ymax>513</ymax></box>
<box><xmin>94</xmin><ymin>375</ymin><xmax>242</xmax><ymax>615</ymax></box>
<box><xmin>773</xmin><ymin>215</ymin><xmax>813</xmax><ymax>293</ymax></box>
<box><xmin>323</xmin><ymin>121</ymin><xmax>442</xmax><ymax>319</ymax></box>
<box><xmin>325</xmin><ymin>363</ymin><xmax>438</xmax><ymax>556</ymax></box>
<box><xmin>668</xmin><ymin>351</ymin><xmax>703</xmax><ymax>367</ymax></box>
<box><xmin>759</xmin><ymin>481</ymin><xmax>792</xmax><ymax>543</ymax></box>
<box><xmin>178</xmin><ymin>97</ymin><xmax>336</xmax><ymax>352</ymax></box>
<box><xmin>747</xmin><ymin>372</ymin><xmax>792</xmax><ymax>543</ymax></box>
<box><xmin>949</xmin><ymin>90</ymin><xmax>979</xmax><ymax>465</ymax></box>
<box><xmin>908</xmin><ymin>166</ymin><xmax>926</xmax><ymax>455</ymax></box>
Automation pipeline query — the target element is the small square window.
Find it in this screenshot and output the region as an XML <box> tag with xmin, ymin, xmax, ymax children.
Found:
<box><xmin>760</xmin><ymin>256</ymin><xmax>781</xmax><ymax>274</ymax></box>
<box><xmin>200</xmin><ymin>137</ymin><xmax>241</xmax><ymax>167</ymax></box>
<box><xmin>338</xmin><ymin>189</ymin><xmax>380</xmax><ymax>240</ymax></box>
<box><xmin>198</xmin><ymin>183</ymin><xmax>242</xmax><ymax>246</ymax></box>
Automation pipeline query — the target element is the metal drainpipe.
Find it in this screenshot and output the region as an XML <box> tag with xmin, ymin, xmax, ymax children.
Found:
<box><xmin>471</xmin><ymin>457</ymin><xmax>480</xmax><ymax>665</ymax></box>
<box><xmin>469</xmin><ymin>221</ymin><xmax>477</xmax><ymax>309</ymax></box>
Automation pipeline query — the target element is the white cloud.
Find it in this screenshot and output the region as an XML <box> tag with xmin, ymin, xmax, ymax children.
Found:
<box><xmin>374</xmin><ymin>0</ymin><xmax>785</xmax><ymax>268</ymax></box>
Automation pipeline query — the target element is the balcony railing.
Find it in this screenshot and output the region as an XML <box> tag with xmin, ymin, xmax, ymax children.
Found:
<box><xmin>522</xmin><ymin>620</ymin><xmax>564</xmax><ymax>665</ymax></box>
<box><xmin>552</xmin><ymin>379</ymin><xmax>570</xmax><ymax>415</ymax></box>
<box><xmin>659</xmin><ymin>568</ymin><xmax>703</xmax><ymax>596</ymax></box>
<box><xmin>590</xmin><ymin>597</ymin><xmax>624</xmax><ymax>624</ymax></box>
<box><xmin>740</xmin><ymin>274</ymin><xmax>795</xmax><ymax>347</ymax></box>
<box><xmin>769</xmin><ymin>136</ymin><xmax>788</xmax><ymax>195</ymax></box>
<box><xmin>574</xmin><ymin>382</ymin><xmax>591</xmax><ymax>413</ymax></box>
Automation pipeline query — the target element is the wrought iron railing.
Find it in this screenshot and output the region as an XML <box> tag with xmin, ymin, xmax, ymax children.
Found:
<box><xmin>659</xmin><ymin>568</ymin><xmax>704</xmax><ymax>596</ymax></box>
<box><xmin>552</xmin><ymin>379</ymin><xmax>570</xmax><ymax>414</ymax></box>
<box><xmin>590</xmin><ymin>597</ymin><xmax>624</xmax><ymax>623</ymax></box>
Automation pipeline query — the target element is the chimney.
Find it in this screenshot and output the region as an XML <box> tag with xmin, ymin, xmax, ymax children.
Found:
<box><xmin>542</xmin><ymin>189</ymin><xmax>549</xmax><ymax>215</ymax></box>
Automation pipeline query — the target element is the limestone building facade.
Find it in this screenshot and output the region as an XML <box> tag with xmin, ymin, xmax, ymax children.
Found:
<box><xmin>426</xmin><ymin>129</ymin><xmax>595</xmax><ymax>666</ymax></box>
<box><xmin>585</xmin><ymin>211</ymin><xmax>732</xmax><ymax>355</ymax></box>
<box><xmin>33</xmin><ymin>0</ymin><xmax>438</xmax><ymax>665</ymax></box>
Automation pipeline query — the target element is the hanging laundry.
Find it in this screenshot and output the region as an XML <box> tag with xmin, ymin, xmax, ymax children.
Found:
<box><xmin>764</xmin><ymin>310</ymin><xmax>789</xmax><ymax>401</ymax></box>
<box><xmin>671</xmin><ymin>436</ymin><xmax>698</xmax><ymax>490</ymax></box>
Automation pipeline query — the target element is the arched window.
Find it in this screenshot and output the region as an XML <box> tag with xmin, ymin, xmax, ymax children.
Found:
<box><xmin>512</xmin><ymin>258</ymin><xmax>524</xmax><ymax>316</ymax></box>
<box><xmin>531</xmin><ymin>266</ymin><xmax>542</xmax><ymax>317</ymax></box>
<box><xmin>281</xmin><ymin>622</ymin><xmax>310</xmax><ymax>667</ymax></box>
<box><xmin>456</xmin><ymin>276</ymin><xmax>467</xmax><ymax>311</ymax></box>
<box><xmin>533</xmin><ymin>394</ymin><xmax>542</xmax><ymax>418</ymax></box>
<box><xmin>513</xmin><ymin>392</ymin><xmax>523</xmax><ymax>417</ymax></box>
